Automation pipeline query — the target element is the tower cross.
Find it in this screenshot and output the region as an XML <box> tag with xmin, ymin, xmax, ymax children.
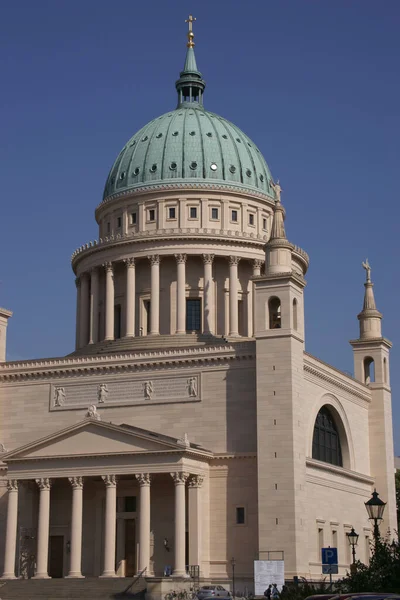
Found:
<box><xmin>185</xmin><ymin>15</ymin><xmax>196</xmax><ymax>33</ymax></box>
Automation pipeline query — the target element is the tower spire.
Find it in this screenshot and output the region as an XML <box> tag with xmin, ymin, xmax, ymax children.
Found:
<box><xmin>357</xmin><ymin>259</ymin><xmax>382</xmax><ymax>339</ymax></box>
<box><xmin>175</xmin><ymin>15</ymin><xmax>206</xmax><ymax>107</ymax></box>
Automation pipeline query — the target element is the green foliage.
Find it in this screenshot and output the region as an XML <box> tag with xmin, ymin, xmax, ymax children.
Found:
<box><xmin>281</xmin><ymin>579</ymin><xmax>331</xmax><ymax>600</ymax></box>
<box><xmin>396</xmin><ymin>469</ymin><xmax>400</xmax><ymax>532</ymax></box>
<box><xmin>339</xmin><ymin>537</ymin><xmax>400</xmax><ymax>593</ymax></box>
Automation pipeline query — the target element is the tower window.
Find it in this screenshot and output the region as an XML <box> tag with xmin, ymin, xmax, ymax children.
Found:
<box><xmin>263</xmin><ymin>218</ymin><xmax>267</xmax><ymax>230</ymax></box>
<box><xmin>186</xmin><ymin>299</ymin><xmax>201</xmax><ymax>332</ymax></box>
<box><xmin>231</xmin><ymin>210</ymin><xmax>238</xmax><ymax>222</ymax></box>
<box><xmin>168</xmin><ymin>207</ymin><xmax>176</xmax><ymax>220</ymax></box>
<box><xmin>189</xmin><ymin>207</ymin><xmax>198</xmax><ymax>219</ymax></box>
<box><xmin>383</xmin><ymin>357</ymin><xmax>387</xmax><ymax>384</ymax></box>
<box><xmin>364</xmin><ymin>357</ymin><xmax>375</xmax><ymax>385</ymax></box>
<box><xmin>293</xmin><ymin>298</ymin><xmax>298</xmax><ymax>331</ymax></box>
<box><xmin>236</xmin><ymin>507</ymin><xmax>246</xmax><ymax>525</ymax></box>
<box><xmin>268</xmin><ymin>297</ymin><xmax>281</xmax><ymax>329</ymax></box>
<box><xmin>249</xmin><ymin>214</ymin><xmax>255</xmax><ymax>226</ymax></box>
<box><xmin>312</xmin><ymin>407</ymin><xmax>343</xmax><ymax>467</ymax></box>
<box><xmin>131</xmin><ymin>212</ymin><xmax>137</xmax><ymax>225</ymax></box>
<box><xmin>117</xmin><ymin>217</ymin><xmax>122</xmax><ymax>228</ymax></box>
<box><xmin>211</xmin><ymin>208</ymin><xmax>219</xmax><ymax>220</ymax></box>
<box><xmin>107</xmin><ymin>222</ymin><xmax>111</xmax><ymax>233</ymax></box>
<box><xmin>148</xmin><ymin>209</ymin><xmax>155</xmax><ymax>222</ymax></box>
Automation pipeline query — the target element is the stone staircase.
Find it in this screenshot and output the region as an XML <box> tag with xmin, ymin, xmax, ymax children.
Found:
<box><xmin>0</xmin><ymin>575</ymin><xmax>147</xmax><ymax>599</ymax></box>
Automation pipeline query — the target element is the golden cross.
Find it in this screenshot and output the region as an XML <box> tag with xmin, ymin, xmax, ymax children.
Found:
<box><xmin>185</xmin><ymin>15</ymin><xmax>196</xmax><ymax>47</ymax></box>
<box><xmin>185</xmin><ymin>15</ymin><xmax>196</xmax><ymax>33</ymax></box>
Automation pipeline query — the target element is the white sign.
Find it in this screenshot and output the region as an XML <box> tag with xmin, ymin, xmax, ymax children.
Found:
<box><xmin>254</xmin><ymin>560</ymin><xmax>285</xmax><ymax>596</ymax></box>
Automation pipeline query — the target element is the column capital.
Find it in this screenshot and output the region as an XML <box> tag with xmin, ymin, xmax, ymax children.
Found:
<box><xmin>229</xmin><ymin>255</ymin><xmax>241</xmax><ymax>266</ymax></box>
<box><xmin>135</xmin><ymin>473</ymin><xmax>152</xmax><ymax>487</ymax></box>
<box><xmin>124</xmin><ymin>257</ymin><xmax>135</xmax><ymax>268</ymax></box>
<box><xmin>148</xmin><ymin>254</ymin><xmax>160</xmax><ymax>266</ymax></box>
<box><xmin>188</xmin><ymin>474</ymin><xmax>204</xmax><ymax>488</ymax></box>
<box><xmin>174</xmin><ymin>253</ymin><xmax>187</xmax><ymax>264</ymax></box>
<box><xmin>7</xmin><ymin>479</ymin><xmax>18</xmax><ymax>492</ymax></box>
<box><xmin>102</xmin><ymin>474</ymin><xmax>117</xmax><ymax>488</ymax></box>
<box><xmin>75</xmin><ymin>277</ymin><xmax>81</xmax><ymax>288</ymax></box>
<box><xmin>253</xmin><ymin>259</ymin><xmax>263</xmax><ymax>269</ymax></box>
<box><xmin>36</xmin><ymin>478</ymin><xmax>51</xmax><ymax>491</ymax></box>
<box><xmin>170</xmin><ymin>471</ymin><xmax>189</xmax><ymax>485</ymax></box>
<box><xmin>102</xmin><ymin>261</ymin><xmax>114</xmax><ymax>273</ymax></box>
<box><xmin>68</xmin><ymin>476</ymin><xmax>84</xmax><ymax>490</ymax></box>
<box><xmin>202</xmin><ymin>253</ymin><xmax>214</xmax><ymax>265</ymax></box>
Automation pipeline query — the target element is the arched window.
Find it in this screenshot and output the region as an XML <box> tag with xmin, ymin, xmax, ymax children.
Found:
<box><xmin>312</xmin><ymin>407</ymin><xmax>343</xmax><ymax>466</ymax></box>
<box><xmin>293</xmin><ymin>298</ymin><xmax>298</xmax><ymax>331</ymax></box>
<box><xmin>383</xmin><ymin>358</ymin><xmax>387</xmax><ymax>384</ymax></box>
<box><xmin>364</xmin><ymin>357</ymin><xmax>375</xmax><ymax>385</ymax></box>
<box><xmin>269</xmin><ymin>297</ymin><xmax>281</xmax><ymax>329</ymax></box>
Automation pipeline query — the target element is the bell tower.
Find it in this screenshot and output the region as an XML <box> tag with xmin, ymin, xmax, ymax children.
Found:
<box><xmin>254</xmin><ymin>183</ymin><xmax>309</xmax><ymax>577</ymax></box>
<box><xmin>350</xmin><ymin>260</ymin><xmax>397</xmax><ymax>536</ymax></box>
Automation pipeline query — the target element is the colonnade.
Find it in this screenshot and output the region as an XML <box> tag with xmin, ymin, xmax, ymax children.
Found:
<box><xmin>1</xmin><ymin>472</ymin><xmax>204</xmax><ymax>579</ymax></box>
<box><xmin>75</xmin><ymin>254</ymin><xmax>263</xmax><ymax>348</ymax></box>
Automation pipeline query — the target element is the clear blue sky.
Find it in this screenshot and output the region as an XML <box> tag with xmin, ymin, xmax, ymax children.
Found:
<box><xmin>1</xmin><ymin>1</ymin><xmax>399</xmax><ymax>453</ymax></box>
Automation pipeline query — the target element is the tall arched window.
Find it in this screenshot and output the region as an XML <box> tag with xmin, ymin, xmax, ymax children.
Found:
<box><xmin>364</xmin><ymin>357</ymin><xmax>375</xmax><ymax>385</ymax></box>
<box><xmin>312</xmin><ymin>407</ymin><xmax>343</xmax><ymax>466</ymax></box>
<box><xmin>293</xmin><ymin>298</ymin><xmax>298</xmax><ymax>331</ymax></box>
<box><xmin>383</xmin><ymin>358</ymin><xmax>387</xmax><ymax>384</ymax></box>
<box><xmin>269</xmin><ymin>297</ymin><xmax>281</xmax><ymax>329</ymax></box>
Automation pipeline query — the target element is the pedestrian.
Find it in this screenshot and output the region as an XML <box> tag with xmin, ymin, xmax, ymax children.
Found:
<box><xmin>264</xmin><ymin>585</ymin><xmax>272</xmax><ymax>600</ymax></box>
<box><xmin>271</xmin><ymin>584</ymin><xmax>280</xmax><ymax>600</ymax></box>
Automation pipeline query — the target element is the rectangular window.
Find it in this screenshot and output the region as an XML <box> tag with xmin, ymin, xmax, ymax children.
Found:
<box><xmin>124</xmin><ymin>496</ymin><xmax>137</xmax><ymax>512</ymax></box>
<box><xmin>107</xmin><ymin>222</ymin><xmax>111</xmax><ymax>233</ymax></box>
<box><xmin>332</xmin><ymin>530</ymin><xmax>337</xmax><ymax>548</ymax></box>
<box><xmin>249</xmin><ymin>213</ymin><xmax>255</xmax><ymax>226</ymax></box>
<box><xmin>131</xmin><ymin>212</ymin><xmax>137</xmax><ymax>225</ymax></box>
<box><xmin>231</xmin><ymin>210</ymin><xmax>238</xmax><ymax>222</ymax></box>
<box><xmin>318</xmin><ymin>527</ymin><xmax>324</xmax><ymax>558</ymax></box>
<box><xmin>190</xmin><ymin>207</ymin><xmax>198</xmax><ymax>219</ymax></box>
<box><xmin>168</xmin><ymin>207</ymin><xmax>176</xmax><ymax>219</ymax></box>
<box><xmin>211</xmin><ymin>207</ymin><xmax>219</xmax><ymax>220</ymax></box>
<box><xmin>117</xmin><ymin>216</ymin><xmax>122</xmax><ymax>228</ymax></box>
<box><xmin>263</xmin><ymin>218</ymin><xmax>267</xmax><ymax>230</ymax></box>
<box><xmin>149</xmin><ymin>209</ymin><xmax>155</xmax><ymax>222</ymax></box>
<box><xmin>236</xmin><ymin>507</ymin><xmax>245</xmax><ymax>525</ymax></box>
<box><xmin>186</xmin><ymin>299</ymin><xmax>201</xmax><ymax>332</ymax></box>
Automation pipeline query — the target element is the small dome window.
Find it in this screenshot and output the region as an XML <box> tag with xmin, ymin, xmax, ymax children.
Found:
<box><xmin>210</xmin><ymin>163</ymin><xmax>218</xmax><ymax>171</ymax></box>
<box><xmin>190</xmin><ymin>161</ymin><xmax>198</xmax><ymax>170</ymax></box>
<box><xmin>110</xmin><ymin>177</ymin><xmax>115</xmax><ymax>184</ymax></box>
<box><xmin>167</xmin><ymin>114</ymin><xmax>172</xmax><ymax>117</ymax></box>
<box><xmin>133</xmin><ymin>167</ymin><xmax>140</xmax><ymax>176</ymax></box>
<box><xmin>119</xmin><ymin>172</ymin><xmax>126</xmax><ymax>180</ymax></box>
<box><xmin>141</xmin><ymin>136</ymin><xmax>148</xmax><ymax>142</ymax></box>
<box><xmin>229</xmin><ymin>165</ymin><xmax>236</xmax><ymax>173</ymax></box>
<box><xmin>236</xmin><ymin>138</ymin><xmax>241</xmax><ymax>143</ymax></box>
<box><xmin>222</xmin><ymin>134</ymin><xmax>228</xmax><ymax>139</ymax></box>
<box><xmin>169</xmin><ymin>162</ymin><xmax>178</xmax><ymax>171</ymax></box>
<box><xmin>130</xmin><ymin>141</ymin><xmax>136</xmax><ymax>147</ymax></box>
<box><xmin>247</xmin><ymin>142</ymin><xmax>252</xmax><ymax>147</ymax></box>
<box><xmin>189</xmin><ymin>131</ymin><xmax>196</xmax><ymax>136</ymax></box>
<box><xmin>246</xmin><ymin>169</ymin><xmax>252</xmax><ymax>177</ymax></box>
<box><xmin>206</xmin><ymin>132</ymin><xmax>212</xmax><ymax>137</ymax></box>
<box><xmin>179</xmin><ymin>112</ymin><xmax>183</xmax><ymax>115</ymax></box>
<box><xmin>150</xmin><ymin>164</ymin><xmax>157</xmax><ymax>173</ymax></box>
<box><xmin>172</xmin><ymin>131</ymin><xmax>179</xmax><ymax>137</ymax></box>
<box><xmin>156</xmin><ymin>133</ymin><xmax>163</xmax><ymax>139</ymax></box>
<box><xmin>260</xmin><ymin>174</ymin><xmax>264</xmax><ymax>182</ymax></box>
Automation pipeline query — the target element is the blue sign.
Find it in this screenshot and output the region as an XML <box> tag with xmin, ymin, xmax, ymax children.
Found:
<box><xmin>322</xmin><ymin>564</ymin><xmax>339</xmax><ymax>575</ymax></box>
<box><xmin>322</xmin><ymin>547</ymin><xmax>338</xmax><ymax>565</ymax></box>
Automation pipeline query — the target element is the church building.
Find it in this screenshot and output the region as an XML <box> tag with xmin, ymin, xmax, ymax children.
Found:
<box><xmin>0</xmin><ymin>16</ymin><xmax>397</xmax><ymax>593</ymax></box>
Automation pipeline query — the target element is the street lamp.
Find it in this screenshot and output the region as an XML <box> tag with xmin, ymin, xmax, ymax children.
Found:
<box><xmin>347</xmin><ymin>527</ymin><xmax>359</xmax><ymax>566</ymax></box>
<box><xmin>365</xmin><ymin>489</ymin><xmax>386</xmax><ymax>543</ymax></box>
<box><xmin>231</xmin><ymin>557</ymin><xmax>236</xmax><ymax>600</ymax></box>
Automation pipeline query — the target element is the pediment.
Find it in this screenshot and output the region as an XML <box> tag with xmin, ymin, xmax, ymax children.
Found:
<box><xmin>3</xmin><ymin>420</ymin><xmax>195</xmax><ymax>461</ymax></box>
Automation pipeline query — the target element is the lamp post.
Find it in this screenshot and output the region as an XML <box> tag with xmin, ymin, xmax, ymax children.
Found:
<box><xmin>231</xmin><ymin>557</ymin><xmax>236</xmax><ymax>600</ymax></box>
<box><xmin>346</xmin><ymin>527</ymin><xmax>359</xmax><ymax>570</ymax></box>
<box><xmin>365</xmin><ymin>489</ymin><xmax>386</xmax><ymax>543</ymax></box>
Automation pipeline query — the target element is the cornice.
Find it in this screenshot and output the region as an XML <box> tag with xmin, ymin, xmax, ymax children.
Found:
<box><xmin>0</xmin><ymin>307</ymin><xmax>13</xmax><ymax>318</ymax></box>
<box><xmin>0</xmin><ymin>343</ymin><xmax>255</xmax><ymax>382</ymax></box>
<box><xmin>306</xmin><ymin>457</ymin><xmax>374</xmax><ymax>485</ymax></box>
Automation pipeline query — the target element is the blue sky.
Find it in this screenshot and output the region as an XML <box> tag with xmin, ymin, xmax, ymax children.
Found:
<box><xmin>1</xmin><ymin>1</ymin><xmax>399</xmax><ymax>453</ymax></box>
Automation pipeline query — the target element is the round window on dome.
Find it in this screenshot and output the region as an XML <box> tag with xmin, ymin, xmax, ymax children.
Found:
<box><xmin>150</xmin><ymin>164</ymin><xmax>157</xmax><ymax>173</ymax></box>
<box><xmin>236</xmin><ymin>138</ymin><xmax>241</xmax><ymax>143</ymax></box>
<box><xmin>229</xmin><ymin>165</ymin><xmax>236</xmax><ymax>173</ymax></box>
<box><xmin>210</xmin><ymin>163</ymin><xmax>218</xmax><ymax>171</ymax></box>
<box><xmin>156</xmin><ymin>133</ymin><xmax>163</xmax><ymax>139</ymax></box>
<box><xmin>133</xmin><ymin>167</ymin><xmax>140</xmax><ymax>176</ymax></box>
<box><xmin>222</xmin><ymin>134</ymin><xmax>228</xmax><ymax>139</ymax></box>
<box><xmin>130</xmin><ymin>141</ymin><xmax>136</xmax><ymax>147</ymax></box>
<box><xmin>189</xmin><ymin>131</ymin><xmax>196</xmax><ymax>136</ymax></box>
<box><xmin>190</xmin><ymin>161</ymin><xmax>198</xmax><ymax>170</ymax></box>
<box><xmin>142</xmin><ymin>136</ymin><xmax>148</xmax><ymax>142</ymax></box>
<box><xmin>170</xmin><ymin>162</ymin><xmax>178</xmax><ymax>171</ymax></box>
<box><xmin>206</xmin><ymin>132</ymin><xmax>212</xmax><ymax>137</ymax></box>
<box><xmin>120</xmin><ymin>172</ymin><xmax>126</xmax><ymax>180</ymax></box>
<box><xmin>260</xmin><ymin>174</ymin><xmax>264</xmax><ymax>182</ymax></box>
<box><xmin>246</xmin><ymin>169</ymin><xmax>252</xmax><ymax>177</ymax></box>
<box><xmin>247</xmin><ymin>143</ymin><xmax>252</xmax><ymax>147</ymax></box>
<box><xmin>111</xmin><ymin>177</ymin><xmax>115</xmax><ymax>184</ymax></box>
<box><xmin>172</xmin><ymin>131</ymin><xmax>179</xmax><ymax>137</ymax></box>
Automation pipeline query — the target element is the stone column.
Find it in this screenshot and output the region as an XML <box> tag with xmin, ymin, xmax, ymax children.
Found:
<box><xmin>188</xmin><ymin>475</ymin><xmax>204</xmax><ymax>572</ymax></box>
<box><xmin>103</xmin><ymin>263</ymin><xmax>114</xmax><ymax>341</ymax></box>
<box><xmin>248</xmin><ymin>259</ymin><xmax>263</xmax><ymax>337</ymax></box>
<box><xmin>101</xmin><ymin>475</ymin><xmax>117</xmax><ymax>577</ymax></box>
<box><xmin>229</xmin><ymin>256</ymin><xmax>240</xmax><ymax>337</ymax></box>
<box><xmin>33</xmin><ymin>478</ymin><xmax>52</xmax><ymax>579</ymax></box>
<box><xmin>253</xmin><ymin>259</ymin><xmax>262</xmax><ymax>278</ymax></box>
<box><xmin>67</xmin><ymin>477</ymin><xmax>84</xmax><ymax>578</ymax></box>
<box><xmin>202</xmin><ymin>254</ymin><xmax>214</xmax><ymax>334</ymax></box>
<box><xmin>170</xmin><ymin>472</ymin><xmax>189</xmax><ymax>577</ymax></box>
<box><xmin>75</xmin><ymin>277</ymin><xmax>81</xmax><ymax>350</ymax></box>
<box><xmin>135</xmin><ymin>473</ymin><xmax>152</xmax><ymax>575</ymax></box>
<box><xmin>79</xmin><ymin>273</ymin><xmax>90</xmax><ymax>347</ymax></box>
<box><xmin>1</xmin><ymin>480</ymin><xmax>19</xmax><ymax>579</ymax></box>
<box><xmin>124</xmin><ymin>258</ymin><xmax>135</xmax><ymax>337</ymax></box>
<box><xmin>175</xmin><ymin>254</ymin><xmax>187</xmax><ymax>334</ymax></box>
<box><xmin>89</xmin><ymin>268</ymin><xmax>99</xmax><ymax>344</ymax></box>
<box><xmin>148</xmin><ymin>255</ymin><xmax>160</xmax><ymax>335</ymax></box>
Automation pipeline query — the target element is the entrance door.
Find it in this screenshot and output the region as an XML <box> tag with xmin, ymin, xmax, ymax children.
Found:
<box><xmin>49</xmin><ymin>535</ymin><xmax>64</xmax><ymax>578</ymax></box>
<box><xmin>186</xmin><ymin>299</ymin><xmax>201</xmax><ymax>332</ymax></box>
<box><xmin>125</xmin><ymin>519</ymin><xmax>136</xmax><ymax>576</ymax></box>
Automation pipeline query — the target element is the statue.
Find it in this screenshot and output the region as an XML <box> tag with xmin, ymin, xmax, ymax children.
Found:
<box><xmin>272</xmin><ymin>180</ymin><xmax>282</xmax><ymax>203</ymax></box>
<box><xmin>187</xmin><ymin>377</ymin><xmax>198</xmax><ymax>398</ymax></box>
<box><xmin>86</xmin><ymin>405</ymin><xmax>101</xmax><ymax>421</ymax></box>
<box><xmin>54</xmin><ymin>386</ymin><xmax>66</xmax><ymax>407</ymax></box>
<box><xmin>143</xmin><ymin>381</ymin><xmax>154</xmax><ymax>400</ymax></box>
<box><xmin>362</xmin><ymin>258</ymin><xmax>371</xmax><ymax>282</ymax></box>
<box><xmin>178</xmin><ymin>433</ymin><xmax>190</xmax><ymax>448</ymax></box>
<box><xmin>98</xmin><ymin>383</ymin><xmax>108</xmax><ymax>403</ymax></box>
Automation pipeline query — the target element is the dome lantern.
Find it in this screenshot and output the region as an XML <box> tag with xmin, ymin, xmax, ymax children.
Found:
<box><xmin>175</xmin><ymin>15</ymin><xmax>206</xmax><ymax>108</ymax></box>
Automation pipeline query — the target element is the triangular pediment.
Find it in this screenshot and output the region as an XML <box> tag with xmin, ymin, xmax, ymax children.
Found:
<box><xmin>2</xmin><ymin>420</ymin><xmax>197</xmax><ymax>461</ymax></box>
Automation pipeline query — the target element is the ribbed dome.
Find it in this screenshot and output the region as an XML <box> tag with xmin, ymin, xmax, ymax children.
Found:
<box><xmin>103</xmin><ymin>105</ymin><xmax>274</xmax><ymax>200</ymax></box>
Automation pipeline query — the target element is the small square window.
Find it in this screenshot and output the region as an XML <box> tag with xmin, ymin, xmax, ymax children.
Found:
<box><xmin>149</xmin><ymin>209</ymin><xmax>155</xmax><ymax>222</ymax></box>
<box><xmin>236</xmin><ymin>506</ymin><xmax>245</xmax><ymax>525</ymax></box>
<box><xmin>117</xmin><ymin>216</ymin><xmax>122</xmax><ymax>228</ymax></box>
<box><xmin>249</xmin><ymin>214</ymin><xmax>254</xmax><ymax>226</ymax></box>
<box><xmin>131</xmin><ymin>212</ymin><xmax>137</xmax><ymax>225</ymax></box>
<box><xmin>211</xmin><ymin>208</ymin><xmax>219</xmax><ymax>220</ymax></box>
<box><xmin>190</xmin><ymin>207</ymin><xmax>197</xmax><ymax>219</ymax></box>
<box><xmin>231</xmin><ymin>210</ymin><xmax>238</xmax><ymax>222</ymax></box>
<box><xmin>107</xmin><ymin>222</ymin><xmax>111</xmax><ymax>233</ymax></box>
<box><xmin>124</xmin><ymin>496</ymin><xmax>137</xmax><ymax>512</ymax></box>
<box><xmin>168</xmin><ymin>207</ymin><xmax>176</xmax><ymax>219</ymax></box>
<box><xmin>263</xmin><ymin>218</ymin><xmax>267</xmax><ymax>230</ymax></box>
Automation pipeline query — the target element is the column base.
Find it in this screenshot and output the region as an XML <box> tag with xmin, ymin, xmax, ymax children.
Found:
<box><xmin>175</xmin><ymin>331</ymin><xmax>186</xmax><ymax>335</ymax></box>
<box><xmin>100</xmin><ymin>572</ymin><xmax>118</xmax><ymax>578</ymax></box>
<box><xmin>1</xmin><ymin>574</ymin><xmax>17</xmax><ymax>580</ymax></box>
<box><xmin>33</xmin><ymin>574</ymin><xmax>51</xmax><ymax>579</ymax></box>
<box><xmin>172</xmin><ymin>571</ymin><xmax>189</xmax><ymax>578</ymax></box>
<box><xmin>148</xmin><ymin>332</ymin><xmax>160</xmax><ymax>336</ymax></box>
<box><xmin>65</xmin><ymin>573</ymin><xmax>85</xmax><ymax>578</ymax></box>
<box><xmin>104</xmin><ymin>337</ymin><xmax>114</xmax><ymax>342</ymax></box>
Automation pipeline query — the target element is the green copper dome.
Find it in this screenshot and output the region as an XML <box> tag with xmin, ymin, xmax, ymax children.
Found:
<box><xmin>103</xmin><ymin>35</ymin><xmax>274</xmax><ymax>201</ymax></box>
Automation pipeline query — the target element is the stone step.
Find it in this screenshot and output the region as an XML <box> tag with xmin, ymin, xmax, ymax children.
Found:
<box><xmin>0</xmin><ymin>577</ymin><xmax>146</xmax><ymax>599</ymax></box>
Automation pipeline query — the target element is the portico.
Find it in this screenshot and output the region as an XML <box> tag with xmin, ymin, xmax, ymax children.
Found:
<box><xmin>1</xmin><ymin>420</ymin><xmax>210</xmax><ymax>580</ymax></box>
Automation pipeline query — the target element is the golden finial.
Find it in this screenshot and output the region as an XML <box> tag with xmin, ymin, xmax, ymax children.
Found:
<box><xmin>185</xmin><ymin>15</ymin><xmax>196</xmax><ymax>48</ymax></box>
